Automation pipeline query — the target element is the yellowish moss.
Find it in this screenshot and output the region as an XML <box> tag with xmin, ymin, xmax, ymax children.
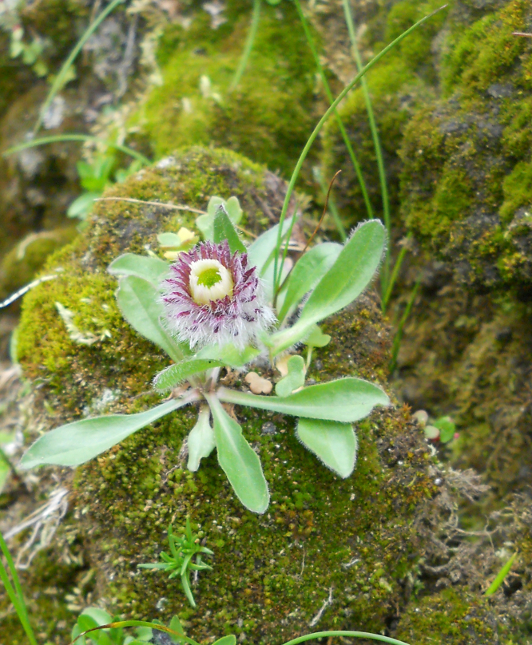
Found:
<box><xmin>131</xmin><ymin>0</ymin><xmax>319</xmax><ymax>178</ymax></box>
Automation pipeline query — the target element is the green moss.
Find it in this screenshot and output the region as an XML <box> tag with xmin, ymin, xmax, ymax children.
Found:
<box><xmin>132</xmin><ymin>0</ymin><xmax>318</xmax><ymax>177</ymax></box>
<box><xmin>397</xmin><ymin>0</ymin><xmax>532</xmax><ymax>293</ymax></box>
<box><xmin>395</xmin><ymin>588</ymin><xmax>497</xmax><ymax>644</ymax></box>
<box><xmin>0</xmin><ymin>227</ymin><xmax>77</xmax><ymax>301</ymax></box>
<box><xmin>500</xmin><ymin>160</ymin><xmax>532</xmax><ymax>222</ymax></box>
<box><xmin>321</xmin><ymin>59</ymin><xmax>434</xmax><ymax>223</ymax></box>
<box><xmin>14</xmin><ymin>146</ymin><xmax>441</xmax><ymax>643</ymax></box>
<box><xmin>443</xmin><ymin>0</ymin><xmax>530</xmax><ymax>95</ymax></box>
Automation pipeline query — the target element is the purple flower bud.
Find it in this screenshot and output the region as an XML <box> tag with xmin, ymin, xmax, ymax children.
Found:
<box><xmin>161</xmin><ymin>240</ymin><xmax>275</xmax><ymax>349</ymax></box>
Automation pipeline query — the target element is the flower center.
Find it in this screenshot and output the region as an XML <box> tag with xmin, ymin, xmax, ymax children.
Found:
<box><xmin>189</xmin><ymin>259</ymin><xmax>234</xmax><ymax>305</ymax></box>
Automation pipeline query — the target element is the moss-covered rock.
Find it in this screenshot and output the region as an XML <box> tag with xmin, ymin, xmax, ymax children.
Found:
<box><xmin>399</xmin><ymin>0</ymin><xmax>532</xmax><ymax>294</ymax></box>
<box><xmin>396</xmin><ymin>588</ymin><xmax>499</xmax><ymax>644</ymax></box>
<box><xmin>0</xmin><ymin>227</ymin><xmax>77</xmax><ymax>304</ymax></box>
<box><xmin>7</xmin><ymin>146</ymin><xmax>445</xmax><ymax>644</ymax></box>
<box><xmin>391</xmin><ymin>260</ymin><xmax>532</xmax><ymax>505</ymax></box>
<box><xmin>129</xmin><ymin>0</ymin><xmax>319</xmax><ymax>179</ymax></box>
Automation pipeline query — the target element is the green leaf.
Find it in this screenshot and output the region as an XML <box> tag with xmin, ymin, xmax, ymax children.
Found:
<box><xmin>212</xmin><ymin>637</ymin><xmax>237</xmax><ymax>645</ymax></box>
<box><xmin>275</xmin><ymin>355</ymin><xmax>306</xmax><ymax>397</ymax></box>
<box><xmin>116</xmin><ymin>275</ymin><xmax>187</xmax><ymax>362</ymax></box>
<box><xmin>247</xmin><ymin>217</ymin><xmax>293</xmax><ymax>276</ymax></box>
<box><xmin>67</xmin><ymin>192</ymin><xmax>101</xmax><ymax>219</ymax></box>
<box><xmin>206</xmin><ymin>393</ymin><xmax>269</xmax><ymax>513</ymax></box>
<box><xmin>225</xmin><ymin>196</ymin><xmax>243</xmax><ymax>225</ymax></box>
<box><xmin>296</xmin><ymin>418</ymin><xmax>358</xmax><ymax>478</ymax></box>
<box><xmin>187</xmin><ymin>406</ymin><xmax>215</xmax><ymax>471</ymax></box>
<box><xmin>213</xmin><ymin>206</ymin><xmax>246</xmax><ymax>253</ymax></box>
<box><xmin>167</xmin><ymin>616</ymin><xmax>187</xmax><ymax>644</ymax></box>
<box><xmin>20</xmin><ymin>395</ymin><xmax>197</xmax><ymax>469</ymax></box>
<box><xmin>195</xmin><ymin>344</ymin><xmax>260</xmax><ymax>368</ymax></box>
<box><xmin>268</xmin><ymin>220</ymin><xmax>386</xmax><ymax>354</ymax></box>
<box><xmin>153</xmin><ymin>359</ymin><xmax>225</xmax><ymax>391</ymax></box>
<box><xmin>277</xmin><ymin>242</ymin><xmax>342</xmax><ymax>321</ymax></box>
<box><xmin>196</xmin><ymin>196</ymin><xmax>242</xmax><ymax>241</ymax></box>
<box><xmin>108</xmin><ymin>253</ymin><xmax>169</xmax><ymax>286</ymax></box>
<box><xmin>79</xmin><ymin>608</ymin><xmax>113</xmax><ymax>628</ymax></box>
<box><xmin>218</xmin><ymin>377</ymin><xmax>389</xmax><ymax>423</ymax></box>
<box><xmin>157</xmin><ymin>232</ymin><xmax>183</xmax><ymax>248</ymax></box>
<box><xmin>432</xmin><ymin>416</ymin><xmax>456</xmax><ymax>443</ymax></box>
<box><xmin>301</xmin><ymin>324</ymin><xmax>331</xmax><ymax>348</ymax></box>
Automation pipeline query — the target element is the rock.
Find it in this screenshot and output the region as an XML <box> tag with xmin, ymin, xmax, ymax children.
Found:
<box><xmin>10</xmin><ymin>146</ymin><xmax>446</xmax><ymax>643</ymax></box>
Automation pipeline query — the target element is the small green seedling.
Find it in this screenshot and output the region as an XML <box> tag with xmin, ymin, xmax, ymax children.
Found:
<box><xmin>485</xmin><ymin>551</ymin><xmax>518</xmax><ymax>597</ymax></box>
<box><xmin>138</xmin><ymin>519</ymin><xmax>213</xmax><ymax>608</ymax></box>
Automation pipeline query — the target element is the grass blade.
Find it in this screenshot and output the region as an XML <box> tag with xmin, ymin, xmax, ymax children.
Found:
<box><xmin>272</xmin><ymin>4</ymin><xmax>448</xmax><ymax>292</ymax></box>
<box><xmin>0</xmin><ymin>532</ymin><xmax>39</xmax><ymax>645</ymax></box>
<box><xmin>294</xmin><ymin>0</ymin><xmax>373</xmax><ymax>228</ymax></box>
<box><xmin>33</xmin><ymin>0</ymin><xmax>126</xmax><ymax>134</ymax></box>
<box><xmin>3</xmin><ymin>134</ymin><xmax>150</xmax><ymax>166</ymax></box>
<box><xmin>342</xmin><ymin>0</ymin><xmax>391</xmax><ymax>289</ymax></box>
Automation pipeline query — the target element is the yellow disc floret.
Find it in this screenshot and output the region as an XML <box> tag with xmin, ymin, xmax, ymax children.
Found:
<box><xmin>189</xmin><ymin>259</ymin><xmax>234</xmax><ymax>305</ymax></box>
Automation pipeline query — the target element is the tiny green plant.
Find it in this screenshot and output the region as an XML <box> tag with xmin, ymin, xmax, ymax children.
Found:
<box><xmin>0</xmin><ymin>531</ymin><xmax>39</xmax><ymax>645</ymax></box>
<box><xmin>19</xmin><ymin>198</ymin><xmax>389</xmax><ymax>513</ymax></box>
<box><xmin>138</xmin><ymin>519</ymin><xmax>213</xmax><ymax>608</ymax></box>
<box><xmin>68</xmin><ymin>152</ymin><xmax>144</xmax><ymax>221</ymax></box>
<box><xmin>19</xmin><ymin>9</ymin><xmax>446</xmax><ymax>514</ymax></box>
<box><xmin>484</xmin><ymin>551</ymin><xmax>518</xmax><ymax>597</ymax></box>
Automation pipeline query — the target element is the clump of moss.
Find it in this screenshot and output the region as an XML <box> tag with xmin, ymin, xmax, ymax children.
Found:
<box><xmin>12</xmin><ymin>146</ymin><xmax>444</xmax><ymax>644</ymax></box>
<box><xmin>398</xmin><ymin>0</ymin><xmax>532</xmax><ymax>294</ymax></box>
<box><xmin>395</xmin><ymin>588</ymin><xmax>498</xmax><ymax>644</ymax></box>
<box><xmin>0</xmin><ymin>227</ymin><xmax>77</xmax><ymax>302</ymax></box>
<box><xmin>131</xmin><ymin>1</ymin><xmax>319</xmax><ymax>178</ymax></box>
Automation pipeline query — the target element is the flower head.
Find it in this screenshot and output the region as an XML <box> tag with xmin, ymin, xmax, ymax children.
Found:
<box><xmin>161</xmin><ymin>240</ymin><xmax>275</xmax><ymax>349</ymax></box>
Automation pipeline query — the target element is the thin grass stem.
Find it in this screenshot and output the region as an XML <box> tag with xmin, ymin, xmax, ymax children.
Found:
<box><xmin>229</xmin><ymin>0</ymin><xmax>261</xmax><ymax>92</ymax></box>
<box><xmin>342</xmin><ymin>0</ymin><xmax>391</xmax><ymax>290</ymax></box>
<box><xmin>390</xmin><ymin>278</ymin><xmax>421</xmax><ymax>373</ymax></box>
<box><xmin>272</xmin><ymin>5</ymin><xmax>448</xmax><ymax>294</ymax></box>
<box><xmin>0</xmin><ymin>532</ymin><xmax>39</xmax><ymax>645</ymax></box>
<box><xmin>3</xmin><ymin>134</ymin><xmax>151</xmax><ymax>165</ymax></box>
<box><xmin>33</xmin><ymin>0</ymin><xmax>125</xmax><ymax>135</ymax></box>
<box><xmin>294</xmin><ymin>0</ymin><xmax>374</xmax><ymax>227</ymax></box>
<box><xmin>314</xmin><ymin>167</ymin><xmax>347</xmax><ymax>241</ymax></box>
<box><xmin>282</xmin><ymin>629</ymin><xmax>411</xmax><ymax>645</ymax></box>
<box><xmin>381</xmin><ymin>234</ymin><xmax>412</xmax><ymax>313</ymax></box>
<box><xmin>273</xmin><ymin>5</ymin><xmax>447</xmax><ymax>293</ymax></box>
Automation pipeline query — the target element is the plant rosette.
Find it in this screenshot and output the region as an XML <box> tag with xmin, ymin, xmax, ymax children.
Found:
<box><xmin>20</xmin><ymin>196</ymin><xmax>390</xmax><ymax>513</ymax></box>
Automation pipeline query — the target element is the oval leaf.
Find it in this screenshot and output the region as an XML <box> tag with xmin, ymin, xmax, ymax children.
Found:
<box><xmin>206</xmin><ymin>394</ymin><xmax>269</xmax><ymax>513</ymax></box>
<box><xmin>187</xmin><ymin>406</ymin><xmax>216</xmax><ymax>471</ymax></box>
<box><xmin>218</xmin><ymin>377</ymin><xmax>389</xmax><ymax>423</ymax></box>
<box><xmin>275</xmin><ymin>355</ymin><xmax>306</xmax><ymax>397</ymax></box>
<box><xmin>109</xmin><ymin>253</ymin><xmax>169</xmax><ymax>286</ymax></box>
<box><xmin>20</xmin><ymin>396</ymin><xmax>197</xmax><ymax>469</ymax></box>
<box><xmin>296</xmin><ymin>418</ymin><xmax>358</xmax><ymax>478</ymax></box>
<box><xmin>277</xmin><ymin>242</ymin><xmax>342</xmax><ymax>321</ymax></box>
<box><xmin>299</xmin><ymin>220</ymin><xmax>386</xmax><ymax>326</ymax></box>
<box><xmin>268</xmin><ymin>220</ymin><xmax>386</xmax><ymax>354</ymax></box>
<box><xmin>116</xmin><ymin>275</ymin><xmax>187</xmax><ymax>362</ymax></box>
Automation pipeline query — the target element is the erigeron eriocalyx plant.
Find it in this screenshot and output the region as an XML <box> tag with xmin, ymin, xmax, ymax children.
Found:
<box><xmin>20</xmin><ymin>197</ymin><xmax>390</xmax><ymax>513</ymax></box>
